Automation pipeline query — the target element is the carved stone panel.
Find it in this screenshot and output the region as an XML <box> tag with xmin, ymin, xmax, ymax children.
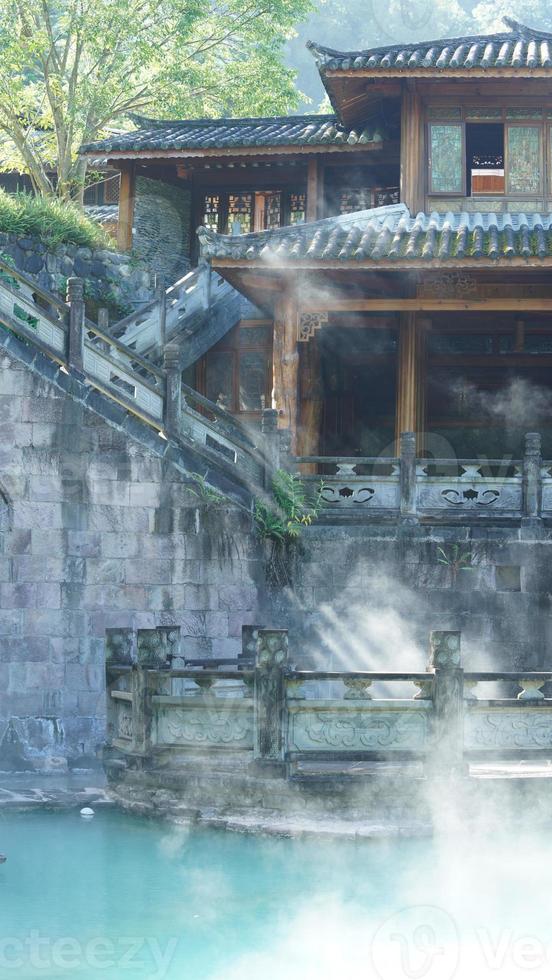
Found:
<box><xmin>417</xmin><ymin>476</ymin><xmax>522</xmax><ymax>513</ymax></box>
<box><xmin>116</xmin><ymin>703</ymin><xmax>134</xmax><ymax>742</ymax></box>
<box><xmin>288</xmin><ymin>703</ymin><xmax>430</xmax><ymax>753</ymax></box>
<box><xmin>319</xmin><ymin>476</ymin><xmax>400</xmax><ymax>509</ymax></box>
<box><xmin>137</xmin><ymin>627</ymin><xmax>180</xmax><ymax>667</ymax></box>
<box><xmin>464</xmin><ymin>707</ymin><xmax>552</xmax><ymax>751</ymax></box>
<box><xmin>156</xmin><ymin>704</ymin><xmax>254</xmax><ymax>748</ymax></box>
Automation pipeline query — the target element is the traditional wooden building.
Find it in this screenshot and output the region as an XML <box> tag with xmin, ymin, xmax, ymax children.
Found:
<box><xmin>83</xmin><ymin>18</ymin><xmax>552</xmax><ymax>461</ymax></box>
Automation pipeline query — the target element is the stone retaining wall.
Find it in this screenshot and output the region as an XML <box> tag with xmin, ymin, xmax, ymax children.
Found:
<box><xmin>0</xmin><ymin>232</ymin><xmax>154</xmax><ymax>316</ymax></box>
<box><xmin>0</xmin><ymin>351</ymin><xmax>262</xmax><ymax>771</ymax></box>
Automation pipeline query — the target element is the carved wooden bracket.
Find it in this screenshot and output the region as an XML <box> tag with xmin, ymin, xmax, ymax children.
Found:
<box><xmin>298</xmin><ymin>311</ymin><xmax>329</xmax><ymax>342</ymax></box>
<box><xmin>418</xmin><ymin>272</ymin><xmax>478</xmax><ymax>299</ymax></box>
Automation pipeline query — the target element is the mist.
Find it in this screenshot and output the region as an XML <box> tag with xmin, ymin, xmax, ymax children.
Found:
<box><xmin>287</xmin><ymin>0</ymin><xmax>552</xmax><ymax>108</ymax></box>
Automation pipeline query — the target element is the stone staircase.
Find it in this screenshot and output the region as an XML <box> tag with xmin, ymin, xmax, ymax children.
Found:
<box><xmin>111</xmin><ymin>259</ymin><xmax>242</xmax><ymax>368</ymax></box>
<box><xmin>0</xmin><ymin>258</ymin><xmax>266</xmax><ymax>507</ymax></box>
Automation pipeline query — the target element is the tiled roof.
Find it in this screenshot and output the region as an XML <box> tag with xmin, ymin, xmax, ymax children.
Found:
<box><xmin>81</xmin><ymin>114</ymin><xmax>391</xmax><ymax>155</ymax></box>
<box><xmin>84</xmin><ymin>205</ymin><xmax>118</xmax><ymax>223</ymax></box>
<box><xmin>198</xmin><ymin>204</ymin><xmax>552</xmax><ymax>264</ymax></box>
<box><xmin>307</xmin><ymin>18</ymin><xmax>552</xmax><ymax>73</ymax></box>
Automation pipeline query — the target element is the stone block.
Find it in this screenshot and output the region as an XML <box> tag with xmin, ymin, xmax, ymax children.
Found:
<box><xmin>88</xmin><ymin>480</ymin><xmax>130</xmax><ymax>506</ymax></box>
<box><xmin>13</xmin><ymin>501</ymin><xmax>64</xmax><ymax>531</ymax></box>
<box><xmin>3</xmin><ymin>529</ymin><xmax>31</xmax><ymax>556</ymax></box>
<box><xmin>85</xmin><ymin>559</ymin><xmax>124</xmax><ymax>585</ymax></box>
<box><xmin>129</xmin><ymin>482</ymin><xmax>161</xmax><ymax>508</ymax></box>
<box><xmin>0</xmin><ymin>610</ymin><xmax>22</xmax><ymax>635</ymax></box>
<box><xmin>99</xmin><ymin>533</ymin><xmax>141</xmax><ymax>558</ymax></box>
<box><xmin>66</xmin><ymin>531</ymin><xmax>101</xmax><ymax>558</ymax></box>
<box><xmin>0</xmin><ymin>583</ymin><xmax>37</xmax><ymax>608</ymax></box>
<box><xmin>13</xmin><ymin>556</ymin><xmax>65</xmax><ymax>584</ymax></box>
<box><xmin>125</xmin><ymin>559</ymin><xmax>172</xmax><ymax>585</ymax></box>
<box><xmin>217</xmin><ymin>585</ymin><xmax>258</xmax><ymax>611</ymax></box>
<box><xmin>0</xmin><ymin>636</ymin><xmax>47</xmax><ymax>663</ymax></box>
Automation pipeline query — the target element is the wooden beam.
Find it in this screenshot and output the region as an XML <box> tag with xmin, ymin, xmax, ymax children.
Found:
<box><xmin>93</xmin><ymin>143</ymin><xmax>384</xmax><ymax>162</ymax></box>
<box><xmin>212</xmin><ymin>257</ymin><xmax>552</xmax><ymax>272</ymax></box>
<box><xmin>306</xmin><ymin>158</ymin><xmax>319</xmax><ymax>223</ymax></box>
<box><xmin>117</xmin><ymin>163</ymin><xmax>136</xmax><ymax>251</ymax></box>
<box><xmin>400</xmin><ymin>82</ymin><xmax>424</xmax><ymax>215</ymax></box>
<box><xmin>272</xmin><ymin>290</ymin><xmax>299</xmax><ymax>451</ymax></box>
<box><xmin>301</xmin><ymin>298</ymin><xmax>552</xmax><ymax>313</ymax></box>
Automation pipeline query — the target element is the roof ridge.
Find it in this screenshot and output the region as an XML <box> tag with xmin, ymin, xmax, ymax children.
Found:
<box><xmin>306</xmin><ymin>17</ymin><xmax>552</xmax><ymax>63</ymax></box>
<box><xmin>128</xmin><ymin>112</ymin><xmax>339</xmax><ymax>130</ymax></box>
<box><xmin>198</xmin><ymin>203</ymin><xmax>409</xmax><ymax>247</ymax></box>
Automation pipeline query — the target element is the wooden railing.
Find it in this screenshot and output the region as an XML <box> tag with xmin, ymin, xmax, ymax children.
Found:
<box><xmin>105</xmin><ymin>627</ymin><xmax>552</xmax><ymax>775</ymax></box>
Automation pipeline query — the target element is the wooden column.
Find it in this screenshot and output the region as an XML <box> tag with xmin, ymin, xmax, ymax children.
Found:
<box><xmin>395</xmin><ymin>312</ymin><xmax>426</xmax><ymax>450</ymax></box>
<box><xmin>117</xmin><ymin>163</ymin><xmax>136</xmax><ymax>251</ymax></box>
<box><xmin>306</xmin><ymin>157</ymin><xmax>319</xmax><ymax>222</ymax></box>
<box><xmin>272</xmin><ymin>289</ymin><xmax>299</xmax><ymax>452</ymax></box>
<box><xmin>400</xmin><ymin>81</ymin><xmax>424</xmax><ymax>214</ymax></box>
<box><xmin>297</xmin><ymin>337</ymin><xmax>322</xmax><ymax>467</ymax></box>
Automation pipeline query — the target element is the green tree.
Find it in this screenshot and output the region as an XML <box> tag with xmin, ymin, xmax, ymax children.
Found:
<box><xmin>0</xmin><ymin>0</ymin><xmax>312</xmax><ymax>201</ymax></box>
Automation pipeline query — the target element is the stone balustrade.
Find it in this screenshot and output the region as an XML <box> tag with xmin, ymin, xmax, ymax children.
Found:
<box><xmin>105</xmin><ymin>627</ymin><xmax>552</xmax><ymax>776</ymax></box>
<box><xmin>293</xmin><ymin>430</ymin><xmax>550</xmax><ymax>524</ymax></box>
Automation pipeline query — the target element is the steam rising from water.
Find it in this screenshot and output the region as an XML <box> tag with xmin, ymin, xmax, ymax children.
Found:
<box><xmin>450</xmin><ymin>376</ymin><xmax>552</xmax><ymax>431</ymax></box>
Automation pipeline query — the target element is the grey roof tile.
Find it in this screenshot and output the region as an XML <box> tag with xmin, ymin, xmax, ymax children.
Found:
<box><xmin>307</xmin><ymin>18</ymin><xmax>552</xmax><ymax>74</ymax></box>
<box><xmin>198</xmin><ymin>204</ymin><xmax>552</xmax><ymax>264</ymax></box>
<box><xmin>81</xmin><ymin>114</ymin><xmax>391</xmax><ymax>155</ymax></box>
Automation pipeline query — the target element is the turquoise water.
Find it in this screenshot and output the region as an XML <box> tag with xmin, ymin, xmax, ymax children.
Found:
<box><xmin>1</xmin><ymin>808</ymin><xmax>552</xmax><ymax>979</ymax></box>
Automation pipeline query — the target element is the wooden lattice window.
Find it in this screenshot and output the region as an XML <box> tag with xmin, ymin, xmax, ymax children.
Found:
<box><xmin>201</xmin><ymin>194</ymin><xmax>221</xmax><ymax>232</ymax></box>
<box><xmin>226</xmin><ymin>193</ymin><xmax>253</xmax><ymax>235</ymax></box>
<box><xmin>339</xmin><ymin>188</ymin><xmax>373</xmax><ymax>213</ymax></box>
<box><xmin>104</xmin><ymin>175</ymin><xmax>120</xmax><ymax>204</ymax></box>
<box><xmin>289</xmin><ymin>192</ymin><xmax>306</xmax><ymax>225</ymax></box>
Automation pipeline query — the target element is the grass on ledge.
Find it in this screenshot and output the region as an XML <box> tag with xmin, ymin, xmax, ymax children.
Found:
<box><xmin>0</xmin><ymin>190</ymin><xmax>115</xmax><ymax>249</ymax></box>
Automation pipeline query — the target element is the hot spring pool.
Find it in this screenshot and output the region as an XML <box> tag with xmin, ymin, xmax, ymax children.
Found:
<box><xmin>0</xmin><ymin>807</ymin><xmax>551</xmax><ymax>979</ymax></box>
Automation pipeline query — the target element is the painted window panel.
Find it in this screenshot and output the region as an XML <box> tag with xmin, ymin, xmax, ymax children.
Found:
<box><xmin>239</xmin><ymin>351</ymin><xmax>268</xmax><ymax>411</ymax></box>
<box><xmin>507</xmin><ymin>126</ymin><xmax>541</xmax><ymax>195</ymax></box>
<box><xmin>429</xmin><ymin>123</ymin><xmax>463</xmax><ymax>194</ymax></box>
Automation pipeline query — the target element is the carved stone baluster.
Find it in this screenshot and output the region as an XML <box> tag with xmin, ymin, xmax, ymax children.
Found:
<box><xmin>399</xmin><ymin>431</ymin><xmax>418</xmax><ymax>523</ymax></box>
<box><xmin>195</xmin><ymin>675</ymin><xmax>214</xmax><ymax>695</ymax></box>
<box><xmin>518</xmin><ymin>678</ymin><xmax>545</xmax><ymax>700</ymax></box>
<box><xmin>522</xmin><ymin>432</ymin><xmax>542</xmax><ymax>527</ymax></box>
<box><xmin>67</xmin><ymin>277</ymin><xmax>84</xmax><ymax>373</ymax></box>
<box><xmin>343</xmin><ymin>678</ymin><xmax>373</xmax><ymax>699</ymax></box>
<box><xmin>429</xmin><ymin>630</ymin><xmax>464</xmax><ymax>774</ymax></box>
<box><xmin>254</xmin><ymin>629</ymin><xmax>288</xmax><ymax>769</ymax></box>
<box><xmin>163</xmin><ymin>342</ymin><xmax>182</xmax><ymax>437</ymax></box>
<box><xmin>287</xmin><ymin>678</ymin><xmax>306</xmax><ymax>700</ymax></box>
<box><xmin>463</xmin><ymin>679</ymin><xmax>479</xmax><ymax>700</ymax></box>
<box><xmin>413</xmin><ymin>678</ymin><xmax>433</xmax><ymax>700</ymax></box>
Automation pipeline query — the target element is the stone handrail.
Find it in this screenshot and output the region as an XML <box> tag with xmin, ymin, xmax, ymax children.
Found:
<box><xmin>287</xmin><ymin>430</ymin><xmax>548</xmax><ymax>522</ymax></box>
<box><xmin>105</xmin><ymin>627</ymin><xmax>552</xmax><ymax>773</ymax></box>
<box><xmin>0</xmin><ymin>265</ymin><xmax>268</xmax><ymax>493</ymax></box>
<box><xmin>111</xmin><ymin>261</ymin><xmax>234</xmax><ymax>355</ymax></box>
